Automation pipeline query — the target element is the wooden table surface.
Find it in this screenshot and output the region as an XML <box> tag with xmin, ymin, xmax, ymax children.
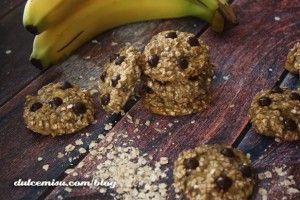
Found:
<box><xmin>0</xmin><ymin>0</ymin><xmax>299</xmax><ymax>199</ymax></box>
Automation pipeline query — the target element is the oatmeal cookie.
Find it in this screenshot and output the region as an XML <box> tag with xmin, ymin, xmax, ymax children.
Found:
<box><xmin>23</xmin><ymin>82</ymin><xmax>95</xmax><ymax>136</ymax></box>
<box><xmin>248</xmin><ymin>87</ymin><xmax>300</xmax><ymax>141</ymax></box>
<box><xmin>285</xmin><ymin>42</ymin><xmax>300</xmax><ymax>75</ymax></box>
<box><xmin>99</xmin><ymin>47</ymin><xmax>141</xmax><ymax>113</ymax></box>
<box><xmin>142</xmin><ymin>91</ymin><xmax>211</xmax><ymax>116</ymax></box>
<box><xmin>145</xmin><ymin>67</ymin><xmax>213</xmax><ymax>103</ymax></box>
<box><xmin>173</xmin><ymin>145</ymin><xmax>254</xmax><ymax>200</ymax></box>
<box><xmin>143</xmin><ymin>30</ymin><xmax>211</xmax><ymax>82</ymax></box>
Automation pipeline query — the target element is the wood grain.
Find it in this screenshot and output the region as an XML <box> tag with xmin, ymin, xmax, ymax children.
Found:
<box><xmin>238</xmin><ymin>73</ymin><xmax>300</xmax><ymax>200</ymax></box>
<box><xmin>46</xmin><ymin>0</ymin><xmax>300</xmax><ymax>199</ymax></box>
<box><xmin>0</xmin><ymin>3</ymin><xmax>39</xmax><ymax>106</ymax></box>
<box><xmin>0</xmin><ymin>18</ymin><xmax>206</xmax><ymax>200</ymax></box>
<box><xmin>0</xmin><ymin>0</ymin><xmax>25</xmax><ymax>19</ymax></box>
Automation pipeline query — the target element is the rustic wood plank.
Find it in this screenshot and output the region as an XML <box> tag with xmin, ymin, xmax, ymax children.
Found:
<box><xmin>0</xmin><ymin>3</ymin><xmax>39</xmax><ymax>106</ymax></box>
<box><xmin>238</xmin><ymin>73</ymin><xmax>300</xmax><ymax>200</ymax></box>
<box><xmin>0</xmin><ymin>18</ymin><xmax>206</xmax><ymax>200</ymax></box>
<box><xmin>0</xmin><ymin>0</ymin><xmax>25</xmax><ymax>19</ymax></box>
<box><xmin>46</xmin><ymin>0</ymin><xmax>300</xmax><ymax>199</ymax></box>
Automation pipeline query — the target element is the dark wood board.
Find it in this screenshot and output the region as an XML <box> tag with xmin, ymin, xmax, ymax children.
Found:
<box><xmin>0</xmin><ymin>3</ymin><xmax>39</xmax><ymax>106</ymax></box>
<box><xmin>238</xmin><ymin>73</ymin><xmax>300</xmax><ymax>200</ymax></box>
<box><xmin>46</xmin><ymin>0</ymin><xmax>300</xmax><ymax>199</ymax></box>
<box><xmin>0</xmin><ymin>0</ymin><xmax>25</xmax><ymax>19</ymax></box>
<box><xmin>0</xmin><ymin>17</ymin><xmax>206</xmax><ymax>200</ymax></box>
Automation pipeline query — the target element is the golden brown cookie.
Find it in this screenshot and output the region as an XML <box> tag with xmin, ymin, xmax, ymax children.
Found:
<box><xmin>173</xmin><ymin>145</ymin><xmax>254</xmax><ymax>200</ymax></box>
<box><xmin>99</xmin><ymin>47</ymin><xmax>141</xmax><ymax>113</ymax></box>
<box><xmin>285</xmin><ymin>42</ymin><xmax>300</xmax><ymax>75</ymax></box>
<box><xmin>23</xmin><ymin>82</ymin><xmax>95</xmax><ymax>136</ymax></box>
<box><xmin>143</xmin><ymin>30</ymin><xmax>211</xmax><ymax>82</ymax></box>
<box><xmin>142</xmin><ymin>91</ymin><xmax>211</xmax><ymax>116</ymax></box>
<box><xmin>248</xmin><ymin>87</ymin><xmax>300</xmax><ymax>141</ymax></box>
<box><xmin>145</xmin><ymin>67</ymin><xmax>213</xmax><ymax>104</ymax></box>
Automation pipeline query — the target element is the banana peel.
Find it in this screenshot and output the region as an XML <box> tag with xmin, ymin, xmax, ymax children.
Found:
<box><xmin>25</xmin><ymin>0</ymin><xmax>238</xmax><ymax>69</ymax></box>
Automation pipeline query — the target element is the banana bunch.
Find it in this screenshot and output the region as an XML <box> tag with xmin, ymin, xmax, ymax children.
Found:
<box><xmin>23</xmin><ymin>0</ymin><xmax>237</xmax><ymax>69</ymax></box>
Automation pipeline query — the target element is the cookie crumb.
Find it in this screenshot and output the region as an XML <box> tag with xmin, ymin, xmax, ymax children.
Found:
<box><xmin>79</xmin><ymin>147</ymin><xmax>87</xmax><ymax>154</ymax></box>
<box><xmin>104</xmin><ymin>123</ymin><xmax>113</xmax><ymax>131</ymax></box>
<box><xmin>223</xmin><ymin>75</ymin><xmax>230</xmax><ymax>81</ymax></box>
<box><xmin>57</xmin><ymin>152</ymin><xmax>64</xmax><ymax>158</ymax></box>
<box><xmin>5</xmin><ymin>50</ymin><xmax>12</xmax><ymax>54</ymax></box>
<box><xmin>89</xmin><ymin>76</ymin><xmax>96</xmax><ymax>81</ymax></box>
<box><xmin>65</xmin><ymin>144</ymin><xmax>75</xmax><ymax>152</ymax></box>
<box><xmin>258</xmin><ymin>188</ymin><xmax>268</xmax><ymax>200</ymax></box>
<box><xmin>287</xmin><ymin>188</ymin><xmax>299</xmax><ymax>195</ymax></box>
<box><xmin>65</xmin><ymin>187</ymin><xmax>72</xmax><ymax>193</ymax></box>
<box><xmin>42</xmin><ymin>164</ymin><xmax>49</xmax><ymax>171</ymax></box>
<box><xmin>89</xmin><ymin>89</ymin><xmax>99</xmax><ymax>95</ymax></box>
<box><xmin>65</xmin><ymin>168</ymin><xmax>74</xmax><ymax>174</ymax></box>
<box><xmin>75</xmin><ymin>139</ymin><xmax>83</xmax><ymax>146</ymax></box>
<box><xmin>92</xmin><ymin>40</ymin><xmax>99</xmax><ymax>44</ymax></box>
<box><xmin>274</xmin><ymin>16</ymin><xmax>281</xmax><ymax>21</ymax></box>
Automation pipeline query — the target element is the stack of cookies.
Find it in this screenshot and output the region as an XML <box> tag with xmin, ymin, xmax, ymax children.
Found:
<box><xmin>99</xmin><ymin>30</ymin><xmax>214</xmax><ymax>116</ymax></box>
<box><xmin>142</xmin><ymin>31</ymin><xmax>213</xmax><ymax>116</ymax></box>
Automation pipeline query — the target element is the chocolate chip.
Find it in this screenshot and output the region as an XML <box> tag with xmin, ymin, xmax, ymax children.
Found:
<box><xmin>165</xmin><ymin>31</ymin><xmax>177</xmax><ymax>39</ymax></box>
<box><xmin>72</xmin><ymin>102</ymin><xmax>87</xmax><ymax>115</ymax></box>
<box><xmin>270</xmin><ymin>86</ymin><xmax>284</xmax><ymax>94</ymax></box>
<box><xmin>258</xmin><ymin>96</ymin><xmax>272</xmax><ymax>106</ymax></box>
<box><xmin>283</xmin><ymin>118</ymin><xmax>297</xmax><ymax>131</ymax></box>
<box><xmin>188</xmin><ymin>75</ymin><xmax>199</xmax><ymax>81</ymax></box>
<box><xmin>100</xmin><ymin>71</ymin><xmax>107</xmax><ymax>82</ymax></box>
<box><xmin>184</xmin><ymin>157</ymin><xmax>199</xmax><ymax>170</ymax></box>
<box><xmin>148</xmin><ymin>55</ymin><xmax>159</xmax><ymax>67</ymax></box>
<box><xmin>111</xmin><ymin>75</ymin><xmax>121</xmax><ymax>87</ymax></box>
<box><xmin>187</xmin><ymin>36</ymin><xmax>200</xmax><ymax>47</ymax></box>
<box><xmin>216</xmin><ymin>175</ymin><xmax>232</xmax><ymax>191</ymax></box>
<box><xmin>239</xmin><ymin>164</ymin><xmax>252</xmax><ymax>177</ymax></box>
<box><xmin>30</xmin><ymin>102</ymin><xmax>43</xmax><ymax>112</ymax></box>
<box><xmin>110</xmin><ymin>53</ymin><xmax>119</xmax><ymax>63</ymax></box>
<box><xmin>221</xmin><ymin>148</ymin><xmax>235</xmax><ymax>157</ymax></box>
<box><xmin>115</xmin><ymin>56</ymin><xmax>126</xmax><ymax>65</ymax></box>
<box><xmin>101</xmin><ymin>94</ymin><xmax>110</xmax><ymax>106</ymax></box>
<box><xmin>60</xmin><ymin>81</ymin><xmax>73</xmax><ymax>90</ymax></box>
<box><xmin>144</xmin><ymin>86</ymin><xmax>154</xmax><ymax>94</ymax></box>
<box><xmin>177</xmin><ymin>58</ymin><xmax>189</xmax><ymax>70</ymax></box>
<box><xmin>49</xmin><ymin>97</ymin><xmax>63</xmax><ymax>108</ymax></box>
<box><xmin>290</xmin><ymin>92</ymin><xmax>300</xmax><ymax>101</ymax></box>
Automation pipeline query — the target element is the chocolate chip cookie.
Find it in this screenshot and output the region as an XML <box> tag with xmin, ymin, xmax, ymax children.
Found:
<box><xmin>285</xmin><ymin>42</ymin><xmax>300</xmax><ymax>75</ymax></box>
<box><xmin>173</xmin><ymin>145</ymin><xmax>254</xmax><ymax>200</ymax></box>
<box><xmin>99</xmin><ymin>47</ymin><xmax>142</xmax><ymax>113</ymax></box>
<box><xmin>23</xmin><ymin>82</ymin><xmax>95</xmax><ymax>136</ymax></box>
<box><xmin>143</xmin><ymin>30</ymin><xmax>211</xmax><ymax>82</ymax></box>
<box><xmin>248</xmin><ymin>87</ymin><xmax>300</xmax><ymax>141</ymax></box>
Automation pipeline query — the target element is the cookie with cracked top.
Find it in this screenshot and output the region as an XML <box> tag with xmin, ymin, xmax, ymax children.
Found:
<box><xmin>248</xmin><ymin>88</ymin><xmax>300</xmax><ymax>141</ymax></box>
<box><xmin>142</xmin><ymin>30</ymin><xmax>212</xmax><ymax>82</ymax></box>
<box><xmin>23</xmin><ymin>82</ymin><xmax>95</xmax><ymax>136</ymax></box>
<box><xmin>173</xmin><ymin>145</ymin><xmax>254</xmax><ymax>200</ymax></box>
<box><xmin>99</xmin><ymin>47</ymin><xmax>142</xmax><ymax>113</ymax></box>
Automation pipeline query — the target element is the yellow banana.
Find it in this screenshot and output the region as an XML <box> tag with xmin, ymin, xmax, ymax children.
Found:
<box><xmin>23</xmin><ymin>0</ymin><xmax>86</xmax><ymax>35</ymax></box>
<box><xmin>30</xmin><ymin>0</ymin><xmax>236</xmax><ymax>69</ymax></box>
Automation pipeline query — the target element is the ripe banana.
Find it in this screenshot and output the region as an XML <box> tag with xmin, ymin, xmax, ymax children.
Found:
<box><xmin>23</xmin><ymin>0</ymin><xmax>86</xmax><ymax>35</ymax></box>
<box><xmin>30</xmin><ymin>0</ymin><xmax>237</xmax><ymax>69</ymax></box>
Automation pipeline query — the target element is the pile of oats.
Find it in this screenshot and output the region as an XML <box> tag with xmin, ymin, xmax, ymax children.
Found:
<box><xmin>90</xmin><ymin>143</ymin><xmax>169</xmax><ymax>199</ymax></box>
